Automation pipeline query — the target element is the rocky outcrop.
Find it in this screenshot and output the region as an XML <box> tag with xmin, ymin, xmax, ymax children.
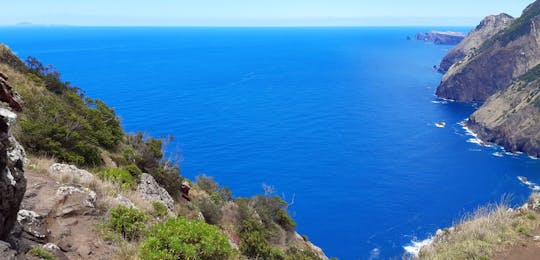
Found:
<box><xmin>0</xmin><ymin>107</ymin><xmax>26</xmax><ymax>242</ymax></box>
<box><xmin>415</xmin><ymin>31</ymin><xmax>466</xmax><ymax>45</ymax></box>
<box><xmin>48</xmin><ymin>163</ymin><xmax>94</xmax><ymax>183</ymax></box>
<box><xmin>137</xmin><ymin>173</ymin><xmax>175</xmax><ymax>213</ymax></box>
<box><xmin>439</xmin><ymin>13</ymin><xmax>514</xmax><ymax>72</ymax></box>
<box><xmin>18</xmin><ymin>170</ymin><xmax>115</xmax><ymax>259</ymax></box>
<box><xmin>466</xmin><ymin>75</ymin><xmax>540</xmax><ymax>157</ymax></box>
<box><xmin>437</xmin><ymin>1</ymin><xmax>540</xmax><ymax>102</ymax></box>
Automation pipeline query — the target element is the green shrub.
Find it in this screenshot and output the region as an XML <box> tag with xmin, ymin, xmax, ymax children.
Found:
<box><xmin>13</xmin><ymin>55</ymin><xmax>123</xmax><ymax>167</ymax></box>
<box><xmin>152</xmin><ymin>202</ymin><xmax>168</xmax><ymax>218</ymax></box>
<box><xmin>140</xmin><ymin>217</ymin><xmax>232</xmax><ymax>260</ymax></box>
<box><xmin>107</xmin><ymin>206</ymin><xmax>146</xmax><ymax>241</ymax></box>
<box><xmin>28</xmin><ymin>247</ymin><xmax>56</xmax><ymax>260</ymax></box>
<box><xmin>99</xmin><ymin>168</ymin><xmax>136</xmax><ymax>190</ymax></box>
<box><xmin>122</xmin><ymin>164</ymin><xmax>143</xmax><ymax>176</ymax></box>
<box><xmin>251</xmin><ymin>195</ymin><xmax>296</xmax><ymax>231</ymax></box>
<box><xmin>285</xmin><ymin>247</ymin><xmax>322</xmax><ymax>260</ymax></box>
<box><xmin>196</xmin><ymin>175</ymin><xmax>233</xmax><ymax>203</ymax></box>
<box><xmin>197</xmin><ymin>199</ymin><xmax>223</xmax><ymax>225</ymax></box>
<box><xmin>124</xmin><ymin>133</ymin><xmax>183</xmax><ymax>198</ymax></box>
<box><xmin>238</xmin><ymin>218</ymin><xmax>285</xmax><ymax>260</ymax></box>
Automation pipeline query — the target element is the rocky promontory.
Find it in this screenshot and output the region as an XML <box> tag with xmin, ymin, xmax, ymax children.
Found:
<box><xmin>415</xmin><ymin>31</ymin><xmax>466</xmax><ymax>45</ymax></box>
<box><xmin>438</xmin><ymin>13</ymin><xmax>514</xmax><ymax>73</ymax></box>
<box><xmin>436</xmin><ymin>1</ymin><xmax>540</xmax><ymax>102</ymax></box>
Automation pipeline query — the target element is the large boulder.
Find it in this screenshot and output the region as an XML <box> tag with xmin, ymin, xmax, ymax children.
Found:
<box><xmin>137</xmin><ymin>173</ymin><xmax>174</xmax><ymax>213</ymax></box>
<box><xmin>0</xmin><ymin>108</ymin><xmax>26</xmax><ymax>241</ymax></box>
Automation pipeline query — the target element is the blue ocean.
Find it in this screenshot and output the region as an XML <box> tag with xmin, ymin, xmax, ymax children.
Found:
<box><xmin>2</xmin><ymin>27</ymin><xmax>539</xmax><ymax>259</ymax></box>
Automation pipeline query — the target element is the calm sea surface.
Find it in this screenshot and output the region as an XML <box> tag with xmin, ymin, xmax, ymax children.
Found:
<box><xmin>2</xmin><ymin>27</ymin><xmax>539</xmax><ymax>259</ymax></box>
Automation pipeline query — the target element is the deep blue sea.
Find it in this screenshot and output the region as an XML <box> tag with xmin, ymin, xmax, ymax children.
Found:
<box><xmin>2</xmin><ymin>27</ymin><xmax>539</xmax><ymax>259</ymax></box>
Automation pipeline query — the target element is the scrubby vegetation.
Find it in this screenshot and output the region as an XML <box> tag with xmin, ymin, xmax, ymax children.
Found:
<box><xmin>481</xmin><ymin>1</ymin><xmax>540</xmax><ymax>50</ymax></box>
<box><xmin>121</xmin><ymin>132</ymin><xmax>184</xmax><ymax>198</ymax></box>
<box><xmin>140</xmin><ymin>217</ymin><xmax>232</xmax><ymax>260</ymax></box>
<box><xmin>419</xmin><ymin>197</ymin><xmax>540</xmax><ymax>260</ymax></box>
<box><xmin>8</xmin><ymin>54</ymin><xmax>124</xmax><ymax>166</ymax></box>
<box><xmin>151</xmin><ymin>201</ymin><xmax>168</xmax><ymax>218</ymax></box>
<box><xmin>106</xmin><ymin>206</ymin><xmax>147</xmax><ymax>241</ymax></box>
<box><xmin>28</xmin><ymin>247</ymin><xmax>56</xmax><ymax>260</ymax></box>
<box><xmin>99</xmin><ymin>168</ymin><xmax>137</xmax><ymax>190</ymax></box>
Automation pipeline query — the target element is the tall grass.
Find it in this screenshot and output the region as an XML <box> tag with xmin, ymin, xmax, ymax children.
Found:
<box><xmin>420</xmin><ymin>196</ymin><xmax>539</xmax><ymax>259</ymax></box>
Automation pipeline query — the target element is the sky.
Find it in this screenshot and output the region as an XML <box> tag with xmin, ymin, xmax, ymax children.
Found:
<box><xmin>1</xmin><ymin>0</ymin><xmax>534</xmax><ymax>26</ymax></box>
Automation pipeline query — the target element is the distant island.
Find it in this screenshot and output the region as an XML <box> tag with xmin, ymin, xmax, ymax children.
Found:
<box><xmin>415</xmin><ymin>31</ymin><xmax>466</xmax><ymax>45</ymax></box>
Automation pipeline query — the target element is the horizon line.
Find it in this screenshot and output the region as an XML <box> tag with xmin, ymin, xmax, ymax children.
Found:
<box><xmin>0</xmin><ymin>24</ymin><xmax>476</xmax><ymax>28</ymax></box>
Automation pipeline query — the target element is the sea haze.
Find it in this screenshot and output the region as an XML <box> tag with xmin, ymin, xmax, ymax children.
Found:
<box><xmin>2</xmin><ymin>27</ymin><xmax>539</xmax><ymax>259</ymax></box>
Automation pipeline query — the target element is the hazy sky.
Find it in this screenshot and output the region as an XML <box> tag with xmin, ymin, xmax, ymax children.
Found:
<box><xmin>2</xmin><ymin>0</ymin><xmax>534</xmax><ymax>26</ymax></box>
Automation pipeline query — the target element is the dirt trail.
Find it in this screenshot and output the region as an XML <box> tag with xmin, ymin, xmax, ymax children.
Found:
<box><xmin>492</xmin><ymin>226</ymin><xmax>540</xmax><ymax>260</ymax></box>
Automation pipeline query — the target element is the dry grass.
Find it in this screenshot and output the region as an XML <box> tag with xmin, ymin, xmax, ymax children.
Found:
<box><xmin>26</xmin><ymin>155</ymin><xmax>56</xmax><ymax>175</ymax></box>
<box><xmin>419</xmin><ymin>198</ymin><xmax>540</xmax><ymax>260</ymax></box>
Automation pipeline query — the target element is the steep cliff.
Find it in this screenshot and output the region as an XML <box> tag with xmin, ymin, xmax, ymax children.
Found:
<box><xmin>466</xmin><ymin>66</ymin><xmax>540</xmax><ymax>157</ymax></box>
<box><xmin>438</xmin><ymin>14</ymin><xmax>514</xmax><ymax>73</ymax></box>
<box><xmin>437</xmin><ymin>1</ymin><xmax>540</xmax><ymax>102</ymax></box>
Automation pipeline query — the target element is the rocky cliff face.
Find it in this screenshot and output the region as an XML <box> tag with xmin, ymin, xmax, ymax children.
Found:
<box><xmin>438</xmin><ymin>13</ymin><xmax>514</xmax><ymax>73</ymax></box>
<box><xmin>466</xmin><ymin>71</ymin><xmax>540</xmax><ymax>157</ymax></box>
<box><xmin>0</xmin><ymin>108</ymin><xmax>25</xmax><ymax>241</ymax></box>
<box><xmin>415</xmin><ymin>31</ymin><xmax>466</xmax><ymax>45</ymax></box>
<box><xmin>437</xmin><ymin>1</ymin><xmax>540</xmax><ymax>102</ymax></box>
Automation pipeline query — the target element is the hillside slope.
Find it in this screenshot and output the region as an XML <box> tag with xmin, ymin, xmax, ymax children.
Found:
<box><xmin>466</xmin><ymin>67</ymin><xmax>540</xmax><ymax>157</ymax></box>
<box><xmin>436</xmin><ymin>0</ymin><xmax>540</xmax><ymax>102</ymax></box>
<box><xmin>438</xmin><ymin>13</ymin><xmax>514</xmax><ymax>73</ymax></box>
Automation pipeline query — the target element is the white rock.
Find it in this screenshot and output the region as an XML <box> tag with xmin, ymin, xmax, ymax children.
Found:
<box><xmin>137</xmin><ymin>173</ymin><xmax>175</xmax><ymax>214</ymax></box>
<box><xmin>49</xmin><ymin>163</ymin><xmax>94</xmax><ymax>183</ymax></box>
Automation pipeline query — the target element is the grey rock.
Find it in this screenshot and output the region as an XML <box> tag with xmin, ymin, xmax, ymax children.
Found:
<box><xmin>113</xmin><ymin>195</ymin><xmax>137</xmax><ymax>209</ymax></box>
<box><xmin>0</xmin><ymin>107</ymin><xmax>26</xmax><ymax>241</ymax></box>
<box><xmin>137</xmin><ymin>173</ymin><xmax>174</xmax><ymax>213</ymax></box>
<box><xmin>16</xmin><ymin>210</ymin><xmax>47</xmax><ymax>242</ymax></box>
<box><xmin>48</xmin><ymin>163</ymin><xmax>94</xmax><ymax>183</ymax></box>
<box><xmin>0</xmin><ymin>240</ymin><xmax>16</xmax><ymax>260</ymax></box>
<box><xmin>55</xmin><ymin>186</ymin><xmax>98</xmax><ymax>216</ymax></box>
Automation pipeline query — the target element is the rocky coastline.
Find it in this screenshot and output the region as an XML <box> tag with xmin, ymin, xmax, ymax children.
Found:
<box><xmin>436</xmin><ymin>0</ymin><xmax>540</xmax><ymax>157</ymax></box>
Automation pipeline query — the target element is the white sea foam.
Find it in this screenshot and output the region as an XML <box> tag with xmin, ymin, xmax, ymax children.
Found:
<box><xmin>368</xmin><ymin>248</ymin><xmax>381</xmax><ymax>260</ymax></box>
<box><xmin>517</xmin><ymin>176</ymin><xmax>540</xmax><ymax>191</ymax></box>
<box><xmin>403</xmin><ymin>237</ymin><xmax>433</xmax><ymax>257</ymax></box>
<box><xmin>431</xmin><ymin>100</ymin><xmax>448</xmax><ymax>104</ymax></box>
<box><xmin>492</xmin><ymin>152</ymin><xmax>503</xmax><ymax>157</ymax></box>
<box><xmin>460</xmin><ymin>122</ymin><xmax>495</xmax><ymax>148</ymax></box>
